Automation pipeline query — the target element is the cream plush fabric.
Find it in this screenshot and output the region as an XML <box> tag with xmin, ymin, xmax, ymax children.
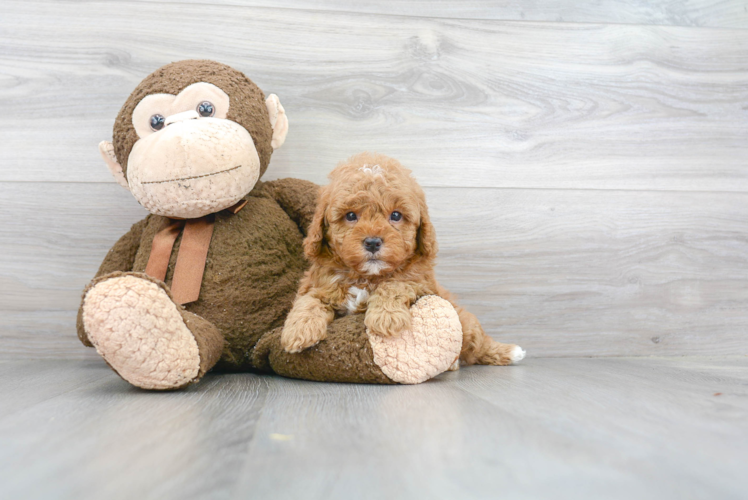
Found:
<box><xmin>82</xmin><ymin>275</ymin><xmax>201</xmax><ymax>389</ymax></box>
<box><xmin>368</xmin><ymin>296</ymin><xmax>462</xmax><ymax>384</ymax></box>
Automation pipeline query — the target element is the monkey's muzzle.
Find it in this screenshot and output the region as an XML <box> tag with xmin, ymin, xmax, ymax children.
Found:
<box><xmin>127</xmin><ymin>118</ymin><xmax>261</xmax><ymax>218</ymax></box>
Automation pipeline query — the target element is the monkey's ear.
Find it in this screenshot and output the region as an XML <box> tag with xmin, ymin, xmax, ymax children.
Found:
<box><xmin>265</xmin><ymin>94</ymin><xmax>288</xmax><ymax>150</ymax></box>
<box><xmin>99</xmin><ymin>141</ymin><xmax>129</xmax><ymax>190</ymax></box>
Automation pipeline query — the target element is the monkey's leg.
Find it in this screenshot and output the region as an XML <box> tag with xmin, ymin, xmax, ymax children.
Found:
<box><xmin>253</xmin><ymin>295</ymin><xmax>463</xmax><ymax>384</ymax></box>
<box><xmin>80</xmin><ymin>272</ymin><xmax>224</xmax><ymax>390</ymax></box>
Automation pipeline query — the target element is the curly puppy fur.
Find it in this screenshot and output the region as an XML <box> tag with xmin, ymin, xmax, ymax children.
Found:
<box><xmin>281</xmin><ymin>152</ymin><xmax>521</xmax><ymax>366</ymax></box>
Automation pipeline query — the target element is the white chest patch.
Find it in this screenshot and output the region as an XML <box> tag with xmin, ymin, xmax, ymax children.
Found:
<box><xmin>344</xmin><ymin>286</ymin><xmax>370</xmax><ymax>315</ymax></box>
<box><xmin>361</xmin><ymin>260</ymin><xmax>388</xmax><ymax>276</ymax></box>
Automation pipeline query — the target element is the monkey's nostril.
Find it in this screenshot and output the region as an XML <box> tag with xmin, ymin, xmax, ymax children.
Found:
<box><xmin>363</xmin><ymin>237</ymin><xmax>383</xmax><ymax>253</ymax></box>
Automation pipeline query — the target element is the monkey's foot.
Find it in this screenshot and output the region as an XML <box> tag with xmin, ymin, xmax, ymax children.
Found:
<box><xmin>368</xmin><ymin>295</ymin><xmax>463</xmax><ymax>384</ymax></box>
<box><xmin>82</xmin><ymin>275</ymin><xmax>202</xmax><ymax>390</ymax></box>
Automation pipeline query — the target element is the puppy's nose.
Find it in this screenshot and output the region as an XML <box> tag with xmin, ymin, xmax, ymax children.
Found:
<box><xmin>363</xmin><ymin>237</ymin><xmax>383</xmax><ymax>253</ymax></box>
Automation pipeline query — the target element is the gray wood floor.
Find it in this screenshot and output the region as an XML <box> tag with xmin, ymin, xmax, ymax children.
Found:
<box><xmin>1</xmin><ymin>356</ymin><xmax>746</xmax><ymax>500</ymax></box>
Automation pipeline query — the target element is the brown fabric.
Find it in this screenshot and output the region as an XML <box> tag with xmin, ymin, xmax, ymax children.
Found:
<box><xmin>76</xmin><ymin>305</ymin><xmax>93</xmax><ymax>347</ymax></box>
<box><xmin>112</xmin><ymin>60</ymin><xmax>273</xmax><ymax>178</ymax></box>
<box><xmin>179</xmin><ymin>309</ymin><xmax>225</xmax><ymax>379</ymax></box>
<box><xmin>128</xmin><ymin>182</ymin><xmax>309</xmax><ymax>370</ymax></box>
<box><xmin>96</xmin><ymin>218</ymin><xmax>151</xmax><ymax>277</ymax></box>
<box><xmin>252</xmin><ymin>314</ymin><xmax>395</xmax><ymax>384</ymax></box>
<box><xmin>145</xmin><ymin>219</ymin><xmax>183</xmax><ymax>281</ymax></box>
<box><xmin>262</xmin><ymin>178</ymin><xmax>321</xmax><ymax>237</ymax></box>
<box><xmin>170</xmin><ymin>216</ymin><xmax>215</xmax><ymax>305</ymax></box>
<box><xmin>144</xmin><ymin>200</ymin><xmax>248</xmax><ymax>304</ymax></box>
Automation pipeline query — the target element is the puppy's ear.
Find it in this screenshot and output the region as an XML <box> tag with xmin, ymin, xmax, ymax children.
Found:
<box><xmin>416</xmin><ymin>202</ymin><xmax>438</xmax><ymax>259</ymax></box>
<box><xmin>303</xmin><ymin>187</ymin><xmax>330</xmax><ymax>261</ymax></box>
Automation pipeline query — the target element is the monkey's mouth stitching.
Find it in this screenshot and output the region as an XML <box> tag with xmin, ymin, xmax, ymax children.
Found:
<box><xmin>141</xmin><ymin>165</ymin><xmax>243</xmax><ymax>185</ymax></box>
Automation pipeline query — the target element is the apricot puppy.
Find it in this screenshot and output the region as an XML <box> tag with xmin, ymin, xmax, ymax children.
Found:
<box><xmin>281</xmin><ymin>153</ymin><xmax>525</xmax><ymax>366</ymax></box>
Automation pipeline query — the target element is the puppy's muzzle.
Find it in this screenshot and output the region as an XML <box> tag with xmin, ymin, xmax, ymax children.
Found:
<box><xmin>363</xmin><ymin>237</ymin><xmax>383</xmax><ymax>254</ymax></box>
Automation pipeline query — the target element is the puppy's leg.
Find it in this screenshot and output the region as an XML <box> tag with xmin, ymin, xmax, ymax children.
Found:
<box><xmin>365</xmin><ymin>281</ymin><xmax>418</xmax><ymax>338</ymax></box>
<box><xmin>456</xmin><ymin>306</ymin><xmax>525</xmax><ymax>366</ymax></box>
<box><xmin>281</xmin><ymin>294</ymin><xmax>335</xmax><ymax>353</ymax></box>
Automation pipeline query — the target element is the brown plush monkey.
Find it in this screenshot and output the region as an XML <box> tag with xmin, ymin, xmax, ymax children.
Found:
<box><xmin>78</xmin><ymin>60</ymin><xmax>463</xmax><ymax>389</ymax></box>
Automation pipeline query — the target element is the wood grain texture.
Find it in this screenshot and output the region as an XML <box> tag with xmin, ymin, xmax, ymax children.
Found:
<box><xmin>2</xmin><ymin>1</ymin><xmax>747</xmax><ymax>359</ymax></box>
<box><xmin>2</xmin><ymin>182</ymin><xmax>746</xmax><ymax>359</ymax></box>
<box><xmin>2</xmin><ymin>1</ymin><xmax>748</xmax><ymax>191</ymax></box>
<box><xmin>433</xmin><ymin>187</ymin><xmax>748</xmax><ymax>357</ymax></box>
<box><xmin>1</xmin><ymin>357</ymin><xmax>746</xmax><ymax>499</ymax></box>
<box><xmin>71</xmin><ymin>0</ymin><xmax>748</xmax><ymax>28</ymax></box>
<box><xmin>0</xmin><ymin>360</ymin><xmax>270</xmax><ymax>500</ymax></box>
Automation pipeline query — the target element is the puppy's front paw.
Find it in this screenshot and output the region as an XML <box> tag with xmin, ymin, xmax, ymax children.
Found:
<box><xmin>365</xmin><ymin>306</ymin><xmax>412</xmax><ymax>338</ymax></box>
<box><xmin>281</xmin><ymin>316</ymin><xmax>327</xmax><ymax>353</ymax></box>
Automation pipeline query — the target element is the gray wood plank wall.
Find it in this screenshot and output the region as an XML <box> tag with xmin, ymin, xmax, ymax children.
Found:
<box><xmin>1</xmin><ymin>0</ymin><xmax>747</xmax><ymax>359</ymax></box>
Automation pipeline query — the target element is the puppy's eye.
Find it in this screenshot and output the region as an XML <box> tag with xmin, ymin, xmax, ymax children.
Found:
<box><xmin>150</xmin><ymin>114</ymin><xmax>165</xmax><ymax>131</ymax></box>
<box><xmin>390</xmin><ymin>211</ymin><xmax>402</xmax><ymax>222</ymax></box>
<box><xmin>197</xmin><ymin>101</ymin><xmax>215</xmax><ymax>117</ymax></box>
<box><xmin>345</xmin><ymin>212</ymin><xmax>358</xmax><ymax>222</ymax></box>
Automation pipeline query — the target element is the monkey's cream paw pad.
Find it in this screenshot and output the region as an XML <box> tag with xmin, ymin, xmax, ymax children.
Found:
<box><xmin>82</xmin><ymin>276</ymin><xmax>200</xmax><ymax>390</ymax></box>
<box><xmin>368</xmin><ymin>295</ymin><xmax>462</xmax><ymax>384</ymax></box>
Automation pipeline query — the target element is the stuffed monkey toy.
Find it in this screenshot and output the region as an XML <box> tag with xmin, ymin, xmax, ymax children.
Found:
<box><xmin>78</xmin><ymin>60</ymin><xmax>463</xmax><ymax>389</ymax></box>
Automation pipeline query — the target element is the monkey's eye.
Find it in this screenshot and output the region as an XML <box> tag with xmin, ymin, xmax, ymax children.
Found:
<box><xmin>150</xmin><ymin>114</ymin><xmax>165</xmax><ymax>131</ymax></box>
<box><xmin>345</xmin><ymin>212</ymin><xmax>358</xmax><ymax>222</ymax></box>
<box><xmin>390</xmin><ymin>211</ymin><xmax>402</xmax><ymax>222</ymax></box>
<box><xmin>197</xmin><ymin>101</ymin><xmax>215</xmax><ymax>117</ymax></box>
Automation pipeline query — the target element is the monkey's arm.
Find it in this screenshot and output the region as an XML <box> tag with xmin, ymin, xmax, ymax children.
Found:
<box><xmin>76</xmin><ymin>217</ymin><xmax>149</xmax><ymax>346</ymax></box>
<box><xmin>263</xmin><ymin>178</ymin><xmax>320</xmax><ymax>237</ymax></box>
<box><xmin>94</xmin><ymin>217</ymin><xmax>149</xmax><ymax>276</ymax></box>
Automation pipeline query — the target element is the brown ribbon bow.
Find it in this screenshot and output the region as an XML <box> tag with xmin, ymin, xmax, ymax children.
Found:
<box><xmin>144</xmin><ymin>200</ymin><xmax>247</xmax><ymax>305</ymax></box>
